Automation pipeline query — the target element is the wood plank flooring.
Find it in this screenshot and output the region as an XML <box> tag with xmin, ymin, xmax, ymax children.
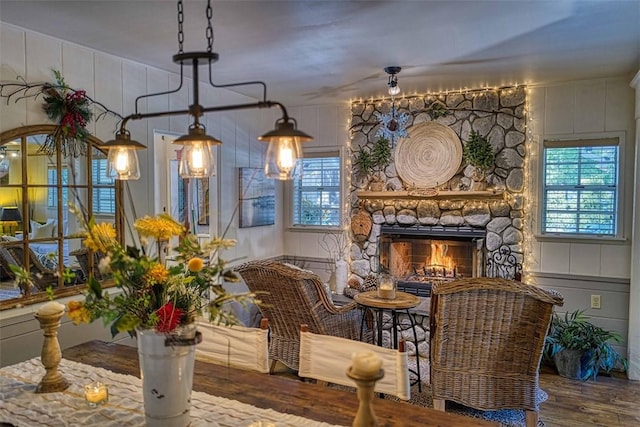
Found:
<box><xmin>272</xmin><ymin>361</ymin><xmax>640</xmax><ymax>426</ymax></box>
<box><xmin>538</xmin><ymin>366</ymin><xmax>640</xmax><ymax>427</ymax></box>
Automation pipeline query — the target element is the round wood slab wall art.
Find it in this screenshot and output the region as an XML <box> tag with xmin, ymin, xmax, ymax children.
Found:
<box><xmin>394</xmin><ymin>121</ymin><xmax>462</xmax><ymax>189</ymax></box>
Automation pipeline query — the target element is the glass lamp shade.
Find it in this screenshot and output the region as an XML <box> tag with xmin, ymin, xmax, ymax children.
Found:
<box><xmin>259</xmin><ymin>119</ymin><xmax>312</xmax><ymax>180</ymax></box>
<box><xmin>388</xmin><ymin>83</ymin><xmax>401</xmax><ymax>96</ymax></box>
<box><xmin>173</xmin><ymin>125</ymin><xmax>220</xmax><ymax>178</ymax></box>
<box><xmin>103</xmin><ymin>130</ymin><xmax>145</xmax><ymax>180</ymax></box>
<box><xmin>178</xmin><ymin>141</ymin><xmax>216</xmax><ymax>178</ymax></box>
<box><xmin>107</xmin><ymin>147</ymin><xmax>141</xmax><ymax>180</ymax></box>
<box><xmin>264</xmin><ymin>138</ymin><xmax>302</xmax><ymax>180</ymax></box>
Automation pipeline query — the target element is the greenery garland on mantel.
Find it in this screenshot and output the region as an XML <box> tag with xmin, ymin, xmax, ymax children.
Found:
<box><xmin>0</xmin><ymin>70</ymin><xmax>122</xmax><ymax>157</ymax></box>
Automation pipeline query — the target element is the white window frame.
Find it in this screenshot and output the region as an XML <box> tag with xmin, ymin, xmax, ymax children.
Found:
<box><xmin>47</xmin><ymin>165</ymin><xmax>68</xmax><ymax>208</ymax></box>
<box><xmin>287</xmin><ymin>148</ymin><xmax>344</xmax><ymax>231</ymax></box>
<box><xmin>538</xmin><ymin>132</ymin><xmax>626</xmax><ymax>241</ymax></box>
<box><xmin>92</xmin><ymin>158</ymin><xmax>116</xmax><ymax>215</ymax></box>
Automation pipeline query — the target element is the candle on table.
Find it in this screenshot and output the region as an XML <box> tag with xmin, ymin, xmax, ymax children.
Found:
<box><xmin>36</xmin><ymin>301</ymin><xmax>65</xmax><ymax>316</ymax></box>
<box><xmin>84</xmin><ymin>382</ymin><xmax>108</xmax><ymax>407</ymax></box>
<box><xmin>377</xmin><ymin>276</ymin><xmax>396</xmax><ymax>299</ymax></box>
<box><xmin>351</xmin><ymin>351</ymin><xmax>382</xmax><ymax>377</ymax></box>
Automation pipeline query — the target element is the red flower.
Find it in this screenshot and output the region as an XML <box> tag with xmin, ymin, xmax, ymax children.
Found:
<box><xmin>155</xmin><ymin>302</ymin><xmax>184</xmax><ymax>333</ymax></box>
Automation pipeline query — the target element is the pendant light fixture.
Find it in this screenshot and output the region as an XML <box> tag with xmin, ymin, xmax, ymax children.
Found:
<box><xmin>385</xmin><ymin>66</ymin><xmax>402</xmax><ymax>96</ymax></box>
<box><xmin>104</xmin><ymin>0</ymin><xmax>312</xmax><ymax>180</ymax></box>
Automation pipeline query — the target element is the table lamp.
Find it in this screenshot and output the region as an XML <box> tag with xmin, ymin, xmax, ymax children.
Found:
<box><xmin>1</xmin><ymin>206</ymin><xmax>22</xmax><ymax>235</ymax></box>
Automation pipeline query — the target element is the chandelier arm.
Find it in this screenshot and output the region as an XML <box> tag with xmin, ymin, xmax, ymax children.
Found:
<box><xmin>207</xmin><ymin>64</ymin><xmax>268</xmax><ymax>102</ymax></box>
<box><xmin>134</xmin><ymin>62</ymin><xmax>185</xmax><ymax>115</ymax></box>
<box><xmin>269</xmin><ymin>101</ymin><xmax>290</xmax><ymax>121</ymax></box>
<box><xmin>120</xmin><ymin>100</ymin><xmax>281</xmax><ymax>130</ymax></box>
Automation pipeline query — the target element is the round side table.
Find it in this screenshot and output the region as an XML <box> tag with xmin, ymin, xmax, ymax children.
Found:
<box><xmin>353</xmin><ymin>290</ymin><xmax>422</xmax><ymax>391</ymax></box>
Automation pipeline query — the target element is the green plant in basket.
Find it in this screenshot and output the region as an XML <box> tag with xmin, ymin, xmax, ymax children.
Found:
<box><xmin>544</xmin><ymin>309</ymin><xmax>627</xmax><ymax>381</ymax></box>
<box><xmin>353</xmin><ymin>137</ymin><xmax>392</xmax><ymax>189</ymax></box>
<box><xmin>463</xmin><ymin>130</ymin><xmax>494</xmax><ymax>172</ymax></box>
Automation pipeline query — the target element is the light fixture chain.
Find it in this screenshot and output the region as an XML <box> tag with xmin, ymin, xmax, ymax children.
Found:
<box><xmin>177</xmin><ymin>0</ymin><xmax>184</xmax><ymax>54</ymax></box>
<box><xmin>206</xmin><ymin>0</ymin><xmax>214</xmax><ymax>52</ymax></box>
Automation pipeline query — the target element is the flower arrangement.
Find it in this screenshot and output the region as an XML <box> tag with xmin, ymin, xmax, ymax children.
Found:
<box><xmin>66</xmin><ymin>207</ymin><xmax>254</xmax><ymax>336</ymax></box>
<box><xmin>41</xmin><ymin>70</ymin><xmax>93</xmax><ymax>157</ymax></box>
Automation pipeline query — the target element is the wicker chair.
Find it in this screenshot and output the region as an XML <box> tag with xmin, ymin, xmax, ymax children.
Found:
<box><xmin>70</xmin><ymin>248</ymin><xmax>108</xmax><ymax>281</ymax></box>
<box><xmin>2</xmin><ymin>243</ymin><xmax>59</xmax><ymax>291</ymax></box>
<box><xmin>429</xmin><ymin>277</ymin><xmax>564</xmax><ymax>427</ymax></box>
<box><xmin>234</xmin><ymin>260</ymin><xmax>371</xmax><ymax>372</ymax></box>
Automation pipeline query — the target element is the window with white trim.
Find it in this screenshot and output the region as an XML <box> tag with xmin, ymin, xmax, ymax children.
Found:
<box><xmin>542</xmin><ymin>138</ymin><xmax>619</xmax><ymax>236</ymax></box>
<box><xmin>92</xmin><ymin>158</ymin><xmax>116</xmax><ymax>214</ymax></box>
<box><xmin>47</xmin><ymin>166</ymin><xmax>69</xmax><ymax>208</ymax></box>
<box><xmin>292</xmin><ymin>154</ymin><xmax>341</xmax><ymax>227</ymax></box>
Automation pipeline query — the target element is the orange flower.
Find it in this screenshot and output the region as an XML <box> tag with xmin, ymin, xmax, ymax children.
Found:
<box><xmin>187</xmin><ymin>257</ymin><xmax>204</xmax><ymax>272</ymax></box>
<box><xmin>66</xmin><ymin>300</ymin><xmax>91</xmax><ymax>324</ymax></box>
<box><xmin>145</xmin><ymin>263</ymin><xmax>169</xmax><ymax>283</ymax></box>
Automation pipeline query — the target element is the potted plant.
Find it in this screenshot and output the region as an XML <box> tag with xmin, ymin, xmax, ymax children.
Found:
<box><xmin>462</xmin><ymin>130</ymin><xmax>494</xmax><ymax>190</ymax></box>
<box><xmin>545</xmin><ymin>309</ymin><xmax>627</xmax><ymax>381</ymax></box>
<box><xmin>353</xmin><ymin>137</ymin><xmax>391</xmax><ymax>191</ymax></box>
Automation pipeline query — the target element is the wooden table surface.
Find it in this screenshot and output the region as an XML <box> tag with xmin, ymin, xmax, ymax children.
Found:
<box><xmin>354</xmin><ymin>291</ymin><xmax>421</xmax><ymax>310</ymax></box>
<box><xmin>63</xmin><ymin>340</ymin><xmax>497</xmax><ymax>427</ymax></box>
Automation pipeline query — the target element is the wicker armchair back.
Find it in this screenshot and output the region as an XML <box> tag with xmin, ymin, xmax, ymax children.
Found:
<box><xmin>3</xmin><ymin>243</ymin><xmax>59</xmax><ymax>291</ymax></box>
<box><xmin>429</xmin><ymin>277</ymin><xmax>564</xmax><ymax>427</ymax></box>
<box><xmin>235</xmin><ymin>260</ymin><xmax>370</xmax><ymax>371</ymax></box>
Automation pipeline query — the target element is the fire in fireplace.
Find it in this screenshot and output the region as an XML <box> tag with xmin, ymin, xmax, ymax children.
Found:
<box><xmin>379</xmin><ymin>225</ymin><xmax>486</xmax><ymax>297</ymax></box>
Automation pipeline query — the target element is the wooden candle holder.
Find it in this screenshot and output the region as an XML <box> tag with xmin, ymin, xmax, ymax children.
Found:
<box><xmin>346</xmin><ymin>367</ymin><xmax>385</xmax><ymax>427</ymax></box>
<box><xmin>35</xmin><ymin>309</ymin><xmax>70</xmax><ymax>393</ymax></box>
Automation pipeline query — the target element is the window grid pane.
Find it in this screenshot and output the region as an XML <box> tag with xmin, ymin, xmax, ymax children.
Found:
<box><xmin>293</xmin><ymin>156</ymin><xmax>341</xmax><ymax>226</ymax></box>
<box><xmin>47</xmin><ymin>167</ymin><xmax>68</xmax><ymax>208</ymax></box>
<box><xmin>543</xmin><ymin>144</ymin><xmax>618</xmax><ymax>236</ymax></box>
<box><xmin>92</xmin><ymin>159</ymin><xmax>116</xmax><ymax>214</ymax></box>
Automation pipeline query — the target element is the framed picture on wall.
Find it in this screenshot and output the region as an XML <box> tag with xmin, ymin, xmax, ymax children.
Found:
<box><xmin>196</xmin><ymin>178</ymin><xmax>209</xmax><ymax>226</ymax></box>
<box><xmin>239</xmin><ymin>167</ymin><xmax>275</xmax><ymax>228</ymax></box>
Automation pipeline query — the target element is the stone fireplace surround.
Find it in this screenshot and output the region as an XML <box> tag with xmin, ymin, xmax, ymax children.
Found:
<box><xmin>346</xmin><ymin>87</ymin><xmax>527</xmax><ymax>357</ymax></box>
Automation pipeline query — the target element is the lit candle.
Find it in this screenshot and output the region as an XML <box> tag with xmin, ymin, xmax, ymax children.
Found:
<box><xmin>351</xmin><ymin>351</ymin><xmax>382</xmax><ymax>377</ymax></box>
<box><xmin>377</xmin><ymin>276</ymin><xmax>396</xmax><ymax>299</ymax></box>
<box><xmin>84</xmin><ymin>381</ymin><xmax>108</xmax><ymax>407</ymax></box>
<box><xmin>36</xmin><ymin>301</ymin><xmax>65</xmax><ymax>316</ymax></box>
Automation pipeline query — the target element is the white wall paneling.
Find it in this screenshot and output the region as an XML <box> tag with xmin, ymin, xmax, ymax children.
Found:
<box><xmin>0</xmin><ymin>22</ymin><xmax>283</xmax><ymax>364</ymax></box>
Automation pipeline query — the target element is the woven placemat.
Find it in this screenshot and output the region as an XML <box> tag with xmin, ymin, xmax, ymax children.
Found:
<box><xmin>394</xmin><ymin>121</ymin><xmax>462</xmax><ymax>189</ymax></box>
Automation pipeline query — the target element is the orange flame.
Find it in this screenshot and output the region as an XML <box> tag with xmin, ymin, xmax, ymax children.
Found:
<box><xmin>428</xmin><ymin>243</ymin><xmax>455</xmax><ymax>270</ymax></box>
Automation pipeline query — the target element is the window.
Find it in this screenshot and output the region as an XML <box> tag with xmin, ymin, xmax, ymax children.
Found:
<box><xmin>92</xmin><ymin>158</ymin><xmax>115</xmax><ymax>214</ymax></box>
<box><xmin>292</xmin><ymin>154</ymin><xmax>341</xmax><ymax>227</ymax></box>
<box><xmin>47</xmin><ymin>166</ymin><xmax>68</xmax><ymax>208</ymax></box>
<box><xmin>542</xmin><ymin>138</ymin><xmax>619</xmax><ymax>236</ymax></box>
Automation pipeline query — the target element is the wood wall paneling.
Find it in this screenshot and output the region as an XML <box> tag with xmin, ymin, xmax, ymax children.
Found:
<box><xmin>544</xmin><ymin>84</ymin><xmax>575</xmax><ymax>134</ymax></box>
<box><xmin>0</xmin><ymin>25</ymin><xmax>27</xmax><ymax>130</ymax></box>
<box><xmin>574</xmin><ymin>80</ymin><xmax>606</xmax><ymax>133</ymax></box>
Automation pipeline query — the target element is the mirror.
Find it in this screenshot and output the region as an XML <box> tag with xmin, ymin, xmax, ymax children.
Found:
<box><xmin>0</xmin><ymin>125</ymin><xmax>122</xmax><ymax>309</ymax></box>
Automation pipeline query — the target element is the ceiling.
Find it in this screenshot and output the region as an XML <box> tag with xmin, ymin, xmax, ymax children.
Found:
<box><xmin>1</xmin><ymin>1</ymin><xmax>639</xmax><ymax>107</ymax></box>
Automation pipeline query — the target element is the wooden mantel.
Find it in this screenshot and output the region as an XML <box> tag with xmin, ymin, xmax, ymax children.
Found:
<box><xmin>356</xmin><ymin>189</ymin><xmax>505</xmax><ymax>201</ymax></box>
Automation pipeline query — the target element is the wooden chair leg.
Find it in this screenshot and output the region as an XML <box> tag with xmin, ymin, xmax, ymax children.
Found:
<box><xmin>269</xmin><ymin>359</ymin><xmax>278</xmax><ymax>374</ymax></box>
<box><xmin>525</xmin><ymin>410</ymin><xmax>538</xmax><ymax>427</ymax></box>
<box><xmin>433</xmin><ymin>398</ymin><xmax>445</xmax><ymax>411</ymax></box>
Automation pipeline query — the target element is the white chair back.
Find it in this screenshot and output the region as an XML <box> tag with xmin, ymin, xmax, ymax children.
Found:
<box><xmin>298</xmin><ymin>325</ymin><xmax>410</xmax><ymax>400</ymax></box>
<box><xmin>196</xmin><ymin>318</ymin><xmax>269</xmax><ymax>373</ymax></box>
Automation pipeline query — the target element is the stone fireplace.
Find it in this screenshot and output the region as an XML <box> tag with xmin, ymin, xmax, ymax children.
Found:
<box><xmin>348</xmin><ymin>87</ymin><xmax>526</xmax><ymax>289</ymax></box>
<box><xmin>345</xmin><ymin>87</ymin><xmax>527</xmax><ymax>357</ymax></box>
<box><xmin>379</xmin><ymin>225</ymin><xmax>486</xmax><ymax>297</ymax></box>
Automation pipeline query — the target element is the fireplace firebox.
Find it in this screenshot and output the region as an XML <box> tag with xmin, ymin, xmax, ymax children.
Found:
<box><xmin>379</xmin><ymin>225</ymin><xmax>486</xmax><ymax>297</ymax></box>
